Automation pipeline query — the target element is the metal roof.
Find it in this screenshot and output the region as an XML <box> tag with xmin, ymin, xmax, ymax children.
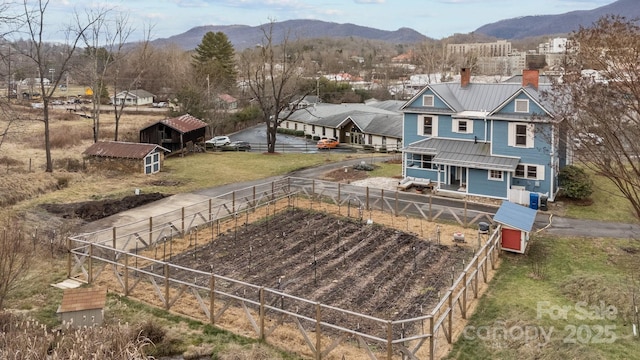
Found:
<box><xmin>83</xmin><ymin>141</ymin><xmax>170</xmax><ymax>159</ymax></box>
<box><xmin>114</xmin><ymin>89</ymin><xmax>155</xmax><ymax>99</ymax></box>
<box><xmin>58</xmin><ymin>287</ymin><xmax>107</xmax><ymax>313</ymax></box>
<box><xmin>287</xmin><ymin>103</ymin><xmax>403</xmax><ymax>138</ymax></box>
<box><xmin>405</xmin><ymin>138</ymin><xmax>520</xmax><ymax>171</ymax></box>
<box><xmin>402</xmin><ymin>82</ymin><xmax>553</xmax><ymax>117</ymax></box>
<box><xmin>142</xmin><ymin>114</ymin><xmax>208</xmax><ymax>134</ymax></box>
<box><xmin>493</xmin><ymin>201</ymin><xmax>538</xmax><ymax>232</ymax></box>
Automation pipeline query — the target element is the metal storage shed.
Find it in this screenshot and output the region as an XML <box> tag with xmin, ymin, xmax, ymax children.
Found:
<box><xmin>493</xmin><ymin>201</ymin><xmax>538</xmax><ymax>254</ymax></box>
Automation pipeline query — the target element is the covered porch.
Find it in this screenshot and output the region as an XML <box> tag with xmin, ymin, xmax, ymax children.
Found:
<box><xmin>403</xmin><ymin>138</ymin><xmax>520</xmax><ymax>198</ymax></box>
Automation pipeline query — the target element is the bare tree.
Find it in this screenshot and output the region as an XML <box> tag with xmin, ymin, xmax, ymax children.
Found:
<box><xmin>241</xmin><ymin>21</ymin><xmax>311</xmax><ymax>153</ymax></box>
<box><xmin>0</xmin><ymin>217</ymin><xmax>31</xmax><ymax>309</ymax></box>
<box><xmin>546</xmin><ymin>15</ymin><xmax>640</xmax><ymax>220</ymax></box>
<box><xmin>17</xmin><ymin>0</ymin><xmax>105</xmax><ymax>172</ymax></box>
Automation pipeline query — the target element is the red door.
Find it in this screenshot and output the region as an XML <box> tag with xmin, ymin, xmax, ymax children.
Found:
<box><xmin>501</xmin><ymin>228</ymin><xmax>522</xmax><ymax>252</ymax></box>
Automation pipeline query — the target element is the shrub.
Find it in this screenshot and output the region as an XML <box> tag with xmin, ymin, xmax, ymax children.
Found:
<box><xmin>558</xmin><ymin>165</ymin><xmax>593</xmax><ymax>200</ymax></box>
<box><xmin>353</xmin><ymin>162</ymin><xmax>375</xmax><ymax>171</ymax></box>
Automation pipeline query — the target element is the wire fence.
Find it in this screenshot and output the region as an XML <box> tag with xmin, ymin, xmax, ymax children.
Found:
<box><xmin>67</xmin><ymin>177</ymin><xmax>502</xmax><ymax>359</ymax></box>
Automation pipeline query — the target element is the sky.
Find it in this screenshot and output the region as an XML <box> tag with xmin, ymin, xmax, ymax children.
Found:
<box><xmin>40</xmin><ymin>0</ymin><xmax>616</xmax><ymax>42</ymax></box>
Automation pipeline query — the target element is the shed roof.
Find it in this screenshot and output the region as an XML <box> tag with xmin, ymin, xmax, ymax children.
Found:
<box><xmin>405</xmin><ymin>138</ymin><xmax>520</xmax><ymax>171</ymax></box>
<box><xmin>114</xmin><ymin>89</ymin><xmax>155</xmax><ymax>99</ymax></box>
<box><xmin>83</xmin><ymin>141</ymin><xmax>170</xmax><ymax>159</ymax></box>
<box><xmin>493</xmin><ymin>201</ymin><xmax>538</xmax><ymax>232</ymax></box>
<box><xmin>141</xmin><ymin>114</ymin><xmax>207</xmax><ymax>134</ymax></box>
<box><xmin>58</xmin><ymin>287</ymin><xmax>107</xmax><ymax>313</ymax></box>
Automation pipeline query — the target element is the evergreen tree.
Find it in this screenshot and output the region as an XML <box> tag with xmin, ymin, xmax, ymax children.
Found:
<box><xmin>192</xmin><ymin>31</ymin><xmax>237</xmax><ymax>92</ymax></box>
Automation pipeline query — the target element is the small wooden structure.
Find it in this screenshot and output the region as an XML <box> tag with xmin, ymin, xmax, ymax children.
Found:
<box><xmin>493</xmin><ymin>201</ymin><xmax>538</xmax><ymax>254</ymax></box>
<box><xmin>139</xmin><ymin>114</ymin><xmax>208</xmax><ymax>153</ymax></box>
<box><xmin>111</xmin><ymin>89</ymin><xmax>155</xmax><ymax>106</ymax></box>
<box><xmin>83</xmin><ymin>141</ymin><xmax>170</xmax><ymax>174</ymax></box>
<box><xmin>57</xmin><ymin>287</ymin><xmax>107</xmax><ymax>328</ymax></box>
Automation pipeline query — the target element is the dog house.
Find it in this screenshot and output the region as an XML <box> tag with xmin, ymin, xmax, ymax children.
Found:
<box><xmin>493</xmin><ymin>201</ymin><xmax>538</xmax><ymax>254</ymax></box>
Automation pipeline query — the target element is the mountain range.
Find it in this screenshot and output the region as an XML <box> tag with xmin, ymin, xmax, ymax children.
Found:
<box><xmin>150</xmin><ymin>0</ymin><xmax>637</xmax><ymax>51</ymax></box>
<box><xmin>475</xmin><ymin>0</ymin><xmax>640</xmax><ymax>39</ymax></box>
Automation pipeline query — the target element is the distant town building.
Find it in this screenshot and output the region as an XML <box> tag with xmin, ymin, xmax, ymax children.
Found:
<box><xmin>447</xmin><ymin>40</ymin><xmax>512</xmax><ymax>58</ymax></box>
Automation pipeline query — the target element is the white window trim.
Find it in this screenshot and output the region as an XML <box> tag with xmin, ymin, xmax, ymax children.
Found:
<box><xmin>145</xmin><ymin>152</ymin><xmax>161</xmax><ymax>175</ymax></box>
<box><xmin>507</xmin><ymin>122</ymin><xmax>534</xmax><ymax>148</ymax></box>
<box><xmin>488</xmin><ymin>170</ymin><xmax>503</xmax><ymax>181</ymax></box>
<box><xmin>452</xmin><ymin>118</ymin><xmax>473</xmax><ymax>134</ymax></box>
<box><xmin>514</xmin><ymin>164</ymin><xmax>545</xmax><ymax>181</ymax></box>
<box><xmin>515</xmin><ymin>99</ymin><xmax>529</xmax><ymax>113</ymax></box>
<box><xmin>418</xmin><ymin>115</ymin><xmax>438</xmax><ymax>137</ymax></box>
<box><xmin>422</xmin><ymin>95</ymin><xmax>434</xmax><ymax>107</ymax></box>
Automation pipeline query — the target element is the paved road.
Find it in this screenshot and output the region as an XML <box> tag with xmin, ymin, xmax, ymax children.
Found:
<box><xmin>82</xmin><ymin>156</ymin><xmax>640</xmax><ymax>240</ymax></box>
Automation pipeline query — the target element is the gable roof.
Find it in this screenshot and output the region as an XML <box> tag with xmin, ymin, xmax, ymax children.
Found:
<box><xmin>83</xmin><ymin>141</ymin><xmax>170</xmax><ymax>159</ymax></box>
<box><xmin>405</xmin><ymin>138</ymin><xmax>520</xmax><ymax>171</ymax></box>
<box><xmin>141</xmin><ymin>114</ymin><xmax>208</xmax><ymax>134</ymax></box>
<box><xmin>493</xmin><ymin>201</ymin><xmax>538</xmax><ymax>232</ymax></box>
<box><xmin>402</xmin><ymin>81</ymin><xmax>554</xmax><ymax>119</ymax></box>
<box><xmin>58</xmin><ymin>287</ymin><xmax>107</xmax><ymax>313</ymax></box>
<box><xmin>286</xmin><ymin>102</ymin><xmax>403</xmax><ymax>138</ymax></box>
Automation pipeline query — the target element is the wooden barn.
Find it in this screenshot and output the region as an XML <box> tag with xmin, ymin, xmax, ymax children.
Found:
<box><xmin>139</xmin><ymin>114</ymin><xmax>208</xmax><ymax>154</ymax></box>
<box><xmin>493</xmin><ymin>201</ymin><xmax>538</xmax><ymax>254</ymax></box>
<box><xmin>57</xmin><ymin>287</ymin><xmax>107</xmax><ymax>328</ymax></box>
<box><xmin>83</xmin><ymin>141</ymin><xmax>170</xmax><ymax>174</ymax></box>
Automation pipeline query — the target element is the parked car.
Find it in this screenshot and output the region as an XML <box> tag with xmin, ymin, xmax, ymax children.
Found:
<box><xmin>317</xmin><ymin>138</ymin><xmax>339</xmax><ymax>149</ymax></box>
<box><xmin>205</xmin><ymin>136</ymin><xmax>231</xmax><ymax>147</ymax></box>
<box><xmin>222</xmin><ymin>141</ymin><xmax>251</xmax><ymax>152</ymax></box>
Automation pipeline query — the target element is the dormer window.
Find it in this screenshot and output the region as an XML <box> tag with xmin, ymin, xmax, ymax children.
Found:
<box><xmin>515</xmin><ymin>99</ymin><xmax>529</xmax><ymax>113</ymax></box>
<box><xmin>422</xmin><ymin>95</ymin><xmax>434</xmax><ymax>107</ymax></box>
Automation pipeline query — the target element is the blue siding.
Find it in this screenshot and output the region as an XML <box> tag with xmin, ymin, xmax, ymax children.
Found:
<box><xmin>496</xmin><ymin>93</ymin><xmax>547</xmax><ymax>116</ymax></box>
<box><xmin>403</xmin><ymin>113</ymin><xmax>424</xmax><ymax>145</ymax></box>
<box><xmin>437</xmin><ymin>117</ymin><xmax>485</xmax><ymax>141</ymax></box>
<box><xmin>406</xmin><ymin>89</ymin><xmax>450</xmax><ymax>109</ymax></box>
<box><xmin>467</xmin><ymin>169</ymin><xmax>508</xmax><ymax>198</ymax></box>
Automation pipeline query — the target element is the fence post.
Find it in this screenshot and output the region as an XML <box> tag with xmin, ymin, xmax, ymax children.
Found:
<box><xmin>380</xmin><ymin>189</ymin><xmax>384</xmax><ymax>212</ymax></box>
<box><xmin>88</xmin><ymin>243</ymin><xmax>93</xmax><ymax>283</ymax></box>
<box><xmin>316</xmin><ymin>303</ymin><xmax>322</xmax><ymax>360</ymax></box>
<box><xmin>164</xmin><ymin>263</ymin><xmax>170</xmax><ymax>309</ymax></box>
<box><xmin>462</xmin><ymin>270</ymin><xmax>467</xmax><ymax>319</ymax></box>
<box><xmin>124</xmin><ymin>253</ymin><xmax>129</xmax><ymax>296</ymax></box>
<box><xmin>253</xmin><ymin>186</ymin><xmax>256</xmax><ymax>206</ymax></box>
<box><xmin>271</xmin><ymin>181</ymin><xmax>275</xmax><ymax>200</ymax></box>
<box><xmin>387</xmin><ymin>320</ymin><xmax>393</xmax><ymax>360</ymax></box>
<box><xmin>429</xmin><ymin>194</ymin><xmax>433</xmax><ymax>221</ymax></box>
<box><xmin>66</xmin><ymin>237</ymin><xmax>71</xmax><ymax>278</ymax></box>
<box><xmin>338</xmin><ymin>183</ymin><xmax>341</xmax><ymax>206</ymax></box>
<box><xmin>475</xmin><ymin>256</ymin><xmax>480</xmax><ymax>298</ymax></box>
<box><xmin>366</xmin><ymin>187</ymin><xmax>370</xmax><ymax>210</ymax></box>
<box><xmin>112</xmin><ymin>227</ymin><xmax>116</xmax><ymax>249</ymax></box>
<box><xmin>210</xmin><ymin>275</ymin><xmax>215</xmax><ymax>325</ymax></box>
<box><xmin>208</xmin><ymin>199</ymin><xmax>212</xmax><ymax>221</ymax></box>
<box><xmin>260</xmin><ymin>287</ymin><xmax>265</xmax><ymax>340</ymax></box>
<box><xmin>395</xmin><ymin>190</ymin><xmax>398</xmax><ymax>216</ymax></box>
<box><xmin>448</xmin><ymin>291</ymin><xmax>453</xmax><ymax>343</ymax></box>
<box><xmin>149</xmin><ymin>217</ymin><xmax>153</xmax><ymax>246</ymax></box>
<box><xmin>429</xmin><ymin>316</ymin><xmax>435</xmax><ymax>360</ymax></box>
<box><xmin>464</xmin><ymin>199</ymin><xmax>468</xmax><ymax>226</ymax></box>
<box><xmin>181</xmin><ymin>207</ymin><xmax>185</xmax><ymax>234</ymax></box>
<box><xmin>233</xmin><ymin>191</ymin><xmax>236</xmax><ymax>214</ymax></box>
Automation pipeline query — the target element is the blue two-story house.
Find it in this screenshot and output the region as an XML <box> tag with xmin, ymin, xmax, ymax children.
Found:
<box><xmin>401</xmin><ymin>69</ymin><xmax>565</xmax><ymax>206</ymax></box>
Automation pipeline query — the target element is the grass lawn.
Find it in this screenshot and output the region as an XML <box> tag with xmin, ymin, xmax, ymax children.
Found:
<box><xmin>563</xmin><ymin>169</ymin><xmax>637</xmax><ymax>223</ymax></box>
<box><xmin>446</xmin><ymin>235</ymin><xmax>640</xmax><ymax>360</ymax></box>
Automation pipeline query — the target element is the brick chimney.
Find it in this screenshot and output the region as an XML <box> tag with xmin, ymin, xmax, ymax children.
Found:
<box><xmin>522</xmin><ymin>69</ymin><xmax>539</xmax><ymax>89</ymax></box>
<box><xmin>460</xmin><ymin>68</ymin><xmax>471</xmax><ymax>88</ymax></box>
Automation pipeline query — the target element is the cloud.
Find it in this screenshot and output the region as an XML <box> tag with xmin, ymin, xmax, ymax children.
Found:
<box><xmin>354</xmin><ymin>0</ymin><xmax>385</xmax><ymax>4</ymax></box>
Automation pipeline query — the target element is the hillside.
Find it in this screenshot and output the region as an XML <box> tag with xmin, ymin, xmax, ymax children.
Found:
<box><xmin>475</xmin><ymin>0</ymin><xmax>640</xmax><ymax>39</ymax></box>
<box><xmin>150</xmin><ymin>19</ymin><xmax>428</xmax><ymax>51</ymax></box>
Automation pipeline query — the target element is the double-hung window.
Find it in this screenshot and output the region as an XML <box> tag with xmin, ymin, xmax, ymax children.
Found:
<box><xmin>514</xmin><ymin>164</ymin><xmax>544</xmax><ymax>180</ymax></box>
<box><xmin>508</xmin><ymin>122</ymin><xmax>534</xmax><ymax>148</ymax></box>
<box><xmin>419</xmin><ymin>115</ymin><xmax>438</xmax><ymax>137</ymax></box>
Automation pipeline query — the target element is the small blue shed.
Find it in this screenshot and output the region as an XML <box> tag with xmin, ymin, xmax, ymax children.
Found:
<box><xmin>493</xmin><ymin>201</ymin><xmax>538</xmax><ymax>254</ymax></box>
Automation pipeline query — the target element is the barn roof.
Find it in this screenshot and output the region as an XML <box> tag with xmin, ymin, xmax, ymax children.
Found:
<box><xmin>83</xmin><ymin>141</ymin><xmax>170</xmax><ymax>159</ymax></box>
<box><xmin>493</xmin><ymin>201</ymin><xmax>538</xmax><ymax>233</ymax></box>
<box><xmin>141</xmin><ymin>114</ymin><xmax>208</xmax><ymax>134</ymax></box>
<box><xmin>58</xmin><ymin>287</ymin><xmax>107</xmax><ymax>313</ymax></box>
